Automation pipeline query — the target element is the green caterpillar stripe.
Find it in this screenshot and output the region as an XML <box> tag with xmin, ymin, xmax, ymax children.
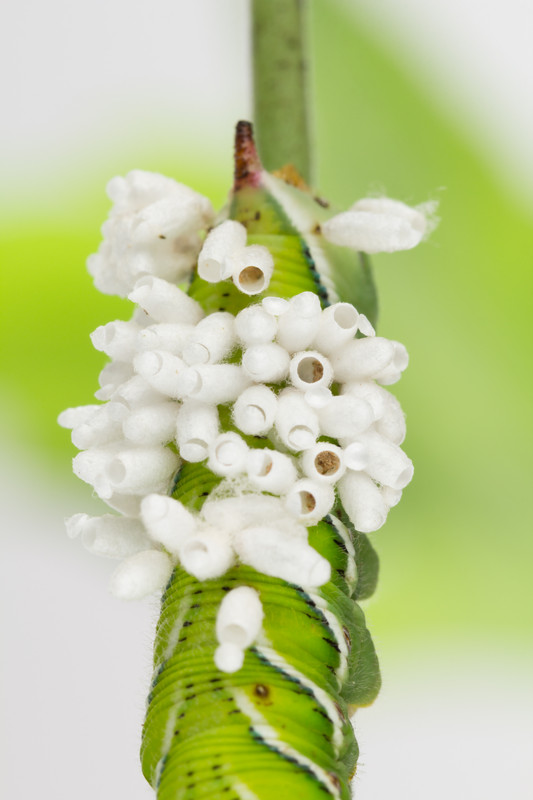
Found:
<box><xmin>142</xmin><ymin>122</ymin><xmax>381</xmax><ymax>799</ymax></box>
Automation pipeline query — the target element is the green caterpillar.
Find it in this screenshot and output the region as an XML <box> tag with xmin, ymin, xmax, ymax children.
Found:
<box><xmin>141</xmin><ymin>122</ymin><xmax>381</xmax><ymax>799</ymax></box>
<box><xmin>62</xmin><ymin>120</ymin><xmax>423</xmax><ymax>799</ymax></box>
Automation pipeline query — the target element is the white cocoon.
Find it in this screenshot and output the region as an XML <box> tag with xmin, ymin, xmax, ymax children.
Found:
<box><xmin>242</xmin><ymin>343</ymin><xmax>290</xmax><ymax>383</ymax></box>
<box><xmin>341</xmin><ymin>381</ymin><xmax>387</xmax><ymax>420</ymax></box>
<box><xmin>130</xmin><ymin>193</ymin><xmax>212</xmax><ymax>242</ymax></box>
<box><xmin>289</xmin><ymin>350</ymin><xmax>333</xmax><ymax>391</ymax></box>
<box><xmin>375</xmin><ymin>398</ymin><xmax>406</xmax><ymax>445</ymax></box>
<box><xmin>105</xmin><ymin>446</ymin><xmax>180</xmax><ymax>495</ymax></box>
<box><xmin>322</xmin><ymin>197</ymin><xmax>427</xmax><ymax>253</ymax></box>
<box><xmin>317</xmin><ymin>395</ymin><xmax>373</xmax><ymax>439</ymax></box>
<box><xmin>134</xmin><ymin>350</ymin><xmax>187</xmax><ymax>398</ymax></box>
<box><xmin>304</xmin><ymin>386</ymin><xmax>332</xmax><ymax>409</ymax></box>
<box><xmin>358</xmin><ymin>432</ymin><xmax>414</xmax><ymax>490</ymax></box>
<box><xmin>381</xmin><ymin>486</ymin><xmax>403</xmax><ymax>508</ymax></box>
<box><xmin>301</xmin><ymin>443</ymin><xmax>345</xmax><ymax>484</ymax></box>
<box><xmin>275</xmin><ymin>389</ymin><xmax>319</xmax><ymax>451</ymax></box>
<box><xmin>176</xmin><ymin>364</ymin><xmax>250</xmax><ymax>404</ymax></box>
<box><xmin>114</xmin><ymin>375</ymin><xmax>163</xmax><ymax>410</ymax></box>
<box><xmin>90</xmin><ymin>320</ymin><xmax>141</xmax><ymax>362</ymax></box>
<box><xmin>65</xmin><ymin>513</ymin><xmax>89</xmax><ymax>538</ymax></box>
<box><xmin>106</xmin><ymin>170</ymin><xmax>214</xmax><ymax>223</ymax></box>
<box><xmin>373</xmin><ymin>341</ymin><xmax>409</xmax><ymax>385</ymax></box>
<box><xmin>233</xmin><ymin>385</ymin><xmax>277</xmax><ymax>435</ymax></box>
<box><xmin>58</xmin><ymin>404</ymin><xmax>100</xmax><ymax>430</ymax></box>
<box><xmin>234</xmin><ymin>526</ymin><xmax>331</xmax><ymax>587</ymax></box>
<box><xmin>123</xmin><ymin>402</ymin><xmax>179</xmax><ymax>445</ymax></box>
<box><xmin>231</xmin><ymin>245</ymin><xmax>274</xmax><ymax>295</ymax></box>
<box><xmin>73</xmin><ymin>446</ymin><xmax>118</xmax><ymax>497</ymax></box>
<box><xmin>96</xmin><ymin>361</ymin><xmax>134</xmax><ymax>400</ymax></box>
<box><xmin>137</xmin><ymin>323</ymin><xmax>195</xmax><ymax>355</ymax></box>
<box><xmin>179</xmin><ymin>527</ymin><xmax>234</xmax><ymax>580</ymax></box>
<box><xmin>140</xmin><ymin>494</ymin><xmax>197</xmax><ymax>554</ymax></box>
<box><xmin>343</xmin><ymin>381</ymin><xmax>406</xmax><ymax>442</ymax></box>
<box><xmin>338</xmin><ymin>472</ymin><xmax>388</xmax><ymax>533</ymax></box>
<box><xmin>201</xmin><ymin>495</ymin><xmax>286</xmax><ymax>533</ymax></box>
<box><xmin>176</xmin><ymin>401</ymin><xmax>219</xmax><ymax>462</ymax></box>
<box><xmin>214</xmin><ymin>643</ymin><xmax>245</xmax><ymax>673</ymax></box>
<box><xmin>208</xmin><ymin>432</ymin><xmax>248</xmax><ymax>477</ymax></box>
<box><xmin>313</xmin><ymin>302</ymin><xmax>360</xmax><ymax>355</ymax></box>
<box><xmin>66</xmin><ymin>514</ymin><xmax>150</xmax><ymax>558</ymax></box>
<box><xmin>276</xmin><ymin>292</ymin><xmax>321</xmax><ymax>352</ymax></box>
<box><xmin>110</xmin><ymin>550</ymin><xmax>173</xmax><ymax>600</ymax></box>
<box><xmin>373</xmin><ymin>366</ymin><xmax>402</xmax><ymax>386</ymax></box>
<box><xmin>216</xmin><ymin>586</ymin><xmax>263</xmax><ymax>648</ymax></box>
<box><xmin>246</xmin><ymin>449</ymin><xmax>298</xmax><ymax>494</ymax></box>
<box><xmin>331</xmin><ymin>337</ymin><xmax>395</xmax><ymax>382</ymax></box>
<box><xmin>235</xmin><ymin>305</ymin><xmax>277</xmax><ymax>345</ymax></box>
<box><xmin>128</xmin><ymin>276</ymin><xmax>204</xmax><ymax>324</ymax></box>
<box><xmin>343</xmin><ymin>441</ymin><xmax>369</xmax><ymax>471</ymax></box>
<box><xmin>262</xmin><ymin>296</ymin><xmax>289</xmax><ymax>316</ymax></box>
<box><xmin>71</xmin><ymin>402</ymin><xmax>128</xmax><ymax>449</ymax></box>
<box><xmin>285</xmin><ymin>479</ymin><xmax>335</xmax><ymax>522</ymax></box>
<box><xmin>198</xmin><ymin>220</ymin><xmax>247</xmax><ymax>282</ymax></box>
<box><xmin>182</xmin><ymin>312</ymin><xmax>236</xmax><ymax>365</ymax></box>
<box><xmin>105</xmin><ymin>493</ymin><xmax>143</xmax><ymax>517</ymax></box>
<box><xmin>357</xmin><ymin>314</ymin><xmax>376</xmax><ymax>337</ymax></box>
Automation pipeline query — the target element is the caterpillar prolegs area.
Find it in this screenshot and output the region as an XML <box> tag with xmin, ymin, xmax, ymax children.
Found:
<box><xmin>61</xmin><ymin>120</ymin><xmax>424</xmax><ymax>799</ymax></box>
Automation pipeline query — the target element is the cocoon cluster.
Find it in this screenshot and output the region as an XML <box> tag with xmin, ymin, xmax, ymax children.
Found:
<box><xmin>87</xmin><ymin>170</ymin><xmax>214</xmax><ymax>297</ymax></box>
<box><xmin>62</xmin><ymin>188</ymin><xmax>415</xmax><ymax>659</ymax></box>
<box><xmin>60</xmin><ymin>274</ymin><xmax>413</xmax><ymax>600</ymax></box>
<box><xmin>60</xmin><ymin>172</ymin><xmax>424</xmax><ymax>678</ymax></box>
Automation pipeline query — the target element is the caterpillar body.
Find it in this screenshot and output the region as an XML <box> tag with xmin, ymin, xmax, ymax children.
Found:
<box><xmin>62</xmin><ymin>120</ymin><xmax>424</xmax><ymax>799</ymax></box>
<box><xmin>142</xmin><ymin>468</ymin><xmax>380</xmax><ymax>800</ymax></box>
<box><xmin>142</xmin><ymin>123</ymin><xmax>381</xmax><ymax>799</ymax></box>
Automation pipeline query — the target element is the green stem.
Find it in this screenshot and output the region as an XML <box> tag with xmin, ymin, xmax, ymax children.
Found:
<box><xmin>251</xmin><ymin>0</ymin><xmax>312</xmax><ymax>183</ymax></box>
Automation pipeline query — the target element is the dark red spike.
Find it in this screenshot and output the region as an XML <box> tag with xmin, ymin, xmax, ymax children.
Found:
<box><xmin>234</xmin><ymin>121</ymin><xmax>262</xmax><ymax>190</ymax></box>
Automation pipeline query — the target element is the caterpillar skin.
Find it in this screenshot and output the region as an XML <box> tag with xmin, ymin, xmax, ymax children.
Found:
<box><xmin>141</xmin><ymin>123</ymin><xmax>382</xmax><ymax>799</ymax></box>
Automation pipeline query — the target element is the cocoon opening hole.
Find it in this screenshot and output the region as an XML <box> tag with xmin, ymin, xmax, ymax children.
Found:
<box><xmin>313</xmin><ymin>302</ymin><xmax>359</xmax><ymax>354</ymax></box>
<box><xmin>301</xmin><ymin>443</ymin><xmax>345</xmax><ymax>484</ymax></box>
<box><xmin>285</xmin><ymin>478</ymin><xmax>335</xmax><ymax>522</ymax></box>
<box><xmin>232</xmin><ymin>244</ymin><xmax>274</xmax><ymax>295</ymax></box>
<box><xmin>289</xmin><ymin>350</ymin><xmax>333</xmax><ymax>391</ymax></box>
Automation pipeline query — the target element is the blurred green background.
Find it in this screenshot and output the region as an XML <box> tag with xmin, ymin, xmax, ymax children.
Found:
<box><xmin>1</xmin><ymin>0</ymin><xmax>532</xmax><ymax>797</ymax></box>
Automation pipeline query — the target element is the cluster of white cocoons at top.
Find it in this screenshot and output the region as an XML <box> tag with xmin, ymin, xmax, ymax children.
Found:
<box><xmin>87</xmin><ymin>170</ymin><xmax>215</xmax><ymax>297</ymax></box>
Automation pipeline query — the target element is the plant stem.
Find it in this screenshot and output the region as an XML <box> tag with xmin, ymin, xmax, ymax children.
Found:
<box><xmin>251</xmin><ymin>0</ymin><xmax>312</xmax><ymax>183</ymax></box>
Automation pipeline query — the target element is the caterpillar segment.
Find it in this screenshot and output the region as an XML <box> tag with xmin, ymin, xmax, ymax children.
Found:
<box><xmin>141</xmin><ymin>122</ymin><xmax>382</xmax><ymax>798</ymax></box>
